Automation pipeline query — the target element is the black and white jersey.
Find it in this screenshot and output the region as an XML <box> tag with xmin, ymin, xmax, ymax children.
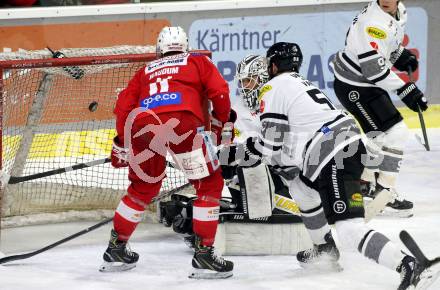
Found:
<box><xmin>232</xmin><ymin>98</ymin><xmax>261</xmax><ymax>143</ymax></box>
<box><xmin>332</xmin><ymin>0</ymin><xmax>407</xmax><ymax>92</ymax></box>
<box><xmin>252</xmin><ymin>72</ymin><xmax>362</xmax><ymax>182</ymax></box>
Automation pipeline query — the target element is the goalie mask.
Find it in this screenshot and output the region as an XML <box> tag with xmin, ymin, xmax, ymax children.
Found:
<box><xmin>235</xmin><ymin>55</ymin><xmax>269</xmax><ymax>113</ymax></box>
<box><xmin>156</xmin><ymin>26</ymin><xmax>189</xmax><ymax>56</ymax></box>
<box><xmin>266</xmin><ymin>42</ymin><xmax>303</xmax><ymax>78</ymax></box>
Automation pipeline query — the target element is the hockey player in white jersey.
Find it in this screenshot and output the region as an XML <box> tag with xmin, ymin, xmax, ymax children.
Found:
<box><xmin>332</xmin><ymin>0</ymin><xmax>427</xmax><ymax>217</ymax></box>
<box><xmin>219</xmin><ymin>42</ymin><xmax>439</xmax><ymax>290</ymax></box>
<box><xmin>233</xmin><ymin>54</ymin><xmax>268</xmax><ymax>142</ymax></box>
<box><xmin>159</xmin><ymin>54</ymin><xmax>295</xmax><ymax>249</ymax></box>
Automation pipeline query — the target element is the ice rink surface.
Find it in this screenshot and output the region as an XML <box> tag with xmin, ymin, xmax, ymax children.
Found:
<box><xmin>1</xmin><ymin>129</ymin><xmax>440</xmax><ymax>290</ymax></box>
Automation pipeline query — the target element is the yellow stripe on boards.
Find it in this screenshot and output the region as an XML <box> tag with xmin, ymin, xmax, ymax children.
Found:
<box><xmin>2</xmin><ymin>105</ymin><xmax>439</xmax><ymax>160</ymax></box>
<box><xmin>3</xmin><ymin>129</ymin><xmax>115</xmax><ymax>160</ymax></box>
<box><xmin>398</xmin><ymin>104</ymin><xmax>440</xmax><ymax>128</ymax></box>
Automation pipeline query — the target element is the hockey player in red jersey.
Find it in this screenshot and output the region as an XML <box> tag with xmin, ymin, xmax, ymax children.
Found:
<box><xmin>100</xmin><ymin>26</ymin><xmax>234</xmax><ymax>279</ymax></box>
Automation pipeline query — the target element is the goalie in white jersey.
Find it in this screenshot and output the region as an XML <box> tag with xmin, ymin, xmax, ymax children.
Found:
<box><xmin>219</xmin><ymin>42</ymin><xmax>438</xmax><ymax>290</ymax></box>
<box><xmin>332</xmin><ymin>0</ymin><xmax>428</xmax><ymax>217</ymax></box>
<box><xmin>233</xmin><ymin>54</ymin><xmax>266</xmax><ymax>142</ymax></box>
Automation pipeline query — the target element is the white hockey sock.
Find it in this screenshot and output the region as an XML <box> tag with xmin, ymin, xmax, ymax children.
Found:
<box><xmin>336</xmin><ymin>219</ymin><xmax>404</xmax><ymax>271</ymax></box>
<box><xmin>300</xmin><ymin>205</ymin><xmax>331</xmax><ymax>245</ymax></box>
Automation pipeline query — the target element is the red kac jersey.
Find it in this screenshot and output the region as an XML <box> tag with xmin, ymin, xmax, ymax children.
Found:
<box><xmin>114</xmin><ymin>52</ymin><xmax>231</xmax><ymax>138</ymax></box>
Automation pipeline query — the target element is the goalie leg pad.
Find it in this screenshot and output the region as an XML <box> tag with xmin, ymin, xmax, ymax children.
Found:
<box><xmin>237</xmin><ymin>164</ymin><xmax>274</xmax><ymax>219</ymax></box>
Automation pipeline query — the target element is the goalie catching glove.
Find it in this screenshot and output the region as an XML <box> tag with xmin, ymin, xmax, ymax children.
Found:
<box><xmin>397</xmin><ymin>83</ymin><xmax>428</xmax><ymax>112</ymax></box>
<box><xmin>111</xmin><ymin>136</ymin><xmax>129</xmax><ymax>168</ymax></box>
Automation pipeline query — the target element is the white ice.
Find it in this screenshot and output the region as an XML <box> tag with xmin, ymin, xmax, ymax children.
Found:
<box><xmin>1</xmin><ymin>129</ymin><xmax>440</xmax><ymax>290</ymax></box>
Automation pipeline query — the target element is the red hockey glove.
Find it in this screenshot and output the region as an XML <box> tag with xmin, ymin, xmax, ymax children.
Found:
<box><xmin>211</xmin><ymin>109</ymin><xmax>237</xmax><ymax>145</ymax></box>
<box><xmin>111</xmin><ymin>136</ymin><xmax>129</xmax><ymax>168</ymax></box>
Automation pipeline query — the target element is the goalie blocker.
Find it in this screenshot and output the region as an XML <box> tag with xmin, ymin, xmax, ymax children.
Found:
<box><xmin>159</xmin><ymin>164</ymin><xmax>312</xmax><ymax>255</ymax></box>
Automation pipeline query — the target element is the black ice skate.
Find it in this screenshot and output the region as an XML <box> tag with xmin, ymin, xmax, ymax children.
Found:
<box><xmin>183</xmin><ymin>234</ymin><xmax>196</xmax><ymax>249</ymax></box>
<box><xmin>296</xmin><ymin>232</ymin><xmax>342</xmax><ymax>272</ymax></box>
<box><xmin>397</xmin><ymin>255</ymin><xmax>440</xmax><ymax>290</ymax></box>
<box><xmin>397</xmin><ymin>231</ymin><xmax>440</xmax><ymax>290</ymax></box>
<box><xmin>189</xmin><ymin>237</ymin><xmax>233</xmax><ymax>279</ymax></box>
<box><xmin>382</xmin><ymin>187</ymin><xmax>414</xmax><ymax>218</ymax></box>
<box><xmin>99</xmin><ymin>229</ymin><xmax>139</xmax><ymax>272</ymax></box>
<box><xmin>361</xmin><ymin>181</ymin><xmax>413</xmax><ymax>218</ymax></box>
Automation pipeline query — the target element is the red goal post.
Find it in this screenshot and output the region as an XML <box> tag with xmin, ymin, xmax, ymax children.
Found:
<box><xmin>0</xmin><ymin>47</ymin><xmax>211</xmax><ymax>227</ymax></box>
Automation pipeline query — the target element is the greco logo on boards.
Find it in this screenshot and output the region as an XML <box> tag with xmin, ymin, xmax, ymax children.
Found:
<box><xmin>140</xmin><ymin>92</ymin><xmax>182</xmax><ymax>109</ymax></box>
<box><xmin>366</xmin><ymin>26</ymin><xmax>387</xmax><ymax>39</ymax></box>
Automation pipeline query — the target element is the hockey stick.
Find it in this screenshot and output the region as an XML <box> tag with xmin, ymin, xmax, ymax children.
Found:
<box><xmin>7</xmin><ymin>157</ymin><xmax>111</xmax><ymax>184</ymax></box>
<box><xmin>0</xmin><ymin>217</ymin><xmax>112</xmax><ymax>265</ymax></box>
<box><xmin>400</xmin><ymin>230</ymin><xmax>431</xmax><ymax>266</ymax></box>
<box><xmin>408</xmin><ymin>68</ymin><xmax>430</xmax><ymax>151</ymax></box>
<box><xmin>7</xmin><ymin>158</ymin><xmax>179</xmax><ymax>184</ymax></box>
<box><xmin>415</xmin><ymin>104</ymin><xmax>430</xmax><ymax>151</ymax></box>
<box><xmin>400</xmin><ymin>230</ymin><xmax>440</xmax><ymax>289</ymax></box>
<box><xmin>0</xmin><ymin>182</ymin><xmax>191</xmax><ymax>265</ymax></box>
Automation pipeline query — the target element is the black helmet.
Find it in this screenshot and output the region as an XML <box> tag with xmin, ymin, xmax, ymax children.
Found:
<box><xmin>266</xmin><ymin>42</ymin><xmax>303</xmax><ymax>78</ymax></box>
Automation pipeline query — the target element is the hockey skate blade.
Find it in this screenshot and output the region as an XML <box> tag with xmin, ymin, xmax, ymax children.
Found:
<box><xmin>188</xmin><ymin>268</ymin><xmax>233</xmax><ymax>279</ymax></box>
<box><xmin>414</xmin><ymin>262</ymin><xmax>440</xmax><ymax>290</ymax></box>
<box><xmin>299</xmin><ymin>258</ymin><xmax>343</xmax><ymax>273</ymax></box>
<box><xmin>99</xmin><ymin>261</ymin><xmax>136</xmax><ymax>272</ymax></box>
<box><xmin>379</xmin><ymin>207</ymin><xmax>414</xmax><ymax>218</ymax></box>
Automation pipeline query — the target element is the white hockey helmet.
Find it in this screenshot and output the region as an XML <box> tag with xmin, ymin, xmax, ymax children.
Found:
<box><xmin>156</xmin><ymin>26</ymin><xmax>189</xmax><ymax>56</ymax></box>
<box><xmin>235</xmin><ymin>55</ymin><xmax>269</xmax><ymax>113</ymax></box>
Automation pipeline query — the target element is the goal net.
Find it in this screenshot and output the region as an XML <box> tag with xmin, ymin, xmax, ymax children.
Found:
<box><xmin>0</xmin><ymin>46</ymin><xmax>205</xmax><ymax>227</ymax></box>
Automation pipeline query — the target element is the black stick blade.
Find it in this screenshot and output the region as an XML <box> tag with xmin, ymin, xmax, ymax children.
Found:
<box><xmin>400</xmin><ymin>230</ymin><xmax>430</xmax><ymax>266</ymax></box>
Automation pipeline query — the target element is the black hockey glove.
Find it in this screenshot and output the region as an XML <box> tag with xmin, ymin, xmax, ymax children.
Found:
<box><xmin>172</xmin><ymin>203</ymin><xmax>193</xmax><ymax>235</ymax></box>
<box><xmin>393</xmin><ymin>48</ymin><xmax>418</xmax><ymax>73</ymax></box>
<box><xmin>159</xmin><ymin>195</ymin><xmax>194</xmax><ymax>235</ymax></box>
<box><xmin>397</xmin><ymin>83</ymin><xmax>428</xmax><ymax>112</ymax></box>
<box><xmin>221</xmin><ymin>164</ymin><xmax>237</xmax><ymax>180</ymax></box>
<box><xmin>217</xmin><ymin>138</ymin><xmax>262</xmax><ymax>168</ymax></box>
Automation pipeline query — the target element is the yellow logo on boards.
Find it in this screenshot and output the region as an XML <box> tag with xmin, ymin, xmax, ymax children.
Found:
<box><xmin>258</xmin><ymin>85</ymin><xmax>272</xmax><ymax>101</ymax></box>
<box><xmin>234</xmin><ymin>128</ymin><xmax>241</xmax><ymax>137</ymax></box>
<box><xmin>351</xmin><ymin>193</ymin><xmax>363</xmax><ymax>202</ymax></box>
<box><xmin>366</xmin><ymin>27</ymin><xmax>387</xmax><ymax>39</ymax></box>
